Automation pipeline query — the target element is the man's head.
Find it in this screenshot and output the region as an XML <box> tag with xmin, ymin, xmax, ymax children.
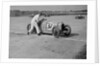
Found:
<box><xmin>38</xmin><ymin>12</ymin><xmax>46</xmax><ymax>17</ymax></box>
<box><xmin>39</xmin><ymin>12</ymin><xmax>43</xmax><ymax>16</ymax></box>
<box><xmin>35</xmin><ymin>12</ymin><xmax>41</xmax><ymax>16</ymax></box>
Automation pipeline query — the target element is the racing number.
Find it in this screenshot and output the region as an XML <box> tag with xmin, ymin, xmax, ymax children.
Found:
<box><xmin>47</xmin><ymin>22</ymin><xmax>54</xmax><ymax>30</ymax></box>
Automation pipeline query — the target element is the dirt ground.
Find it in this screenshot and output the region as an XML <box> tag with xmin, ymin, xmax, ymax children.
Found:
<box><xmin>9</xmin><ymin>15</ymin><xmax>87</xmax><ymax>59</ymax></box>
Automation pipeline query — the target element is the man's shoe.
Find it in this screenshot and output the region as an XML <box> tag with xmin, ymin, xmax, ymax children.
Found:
<box><xmin>27</xmin><ymin>32</ymin><xmax>29</xmax><ymax>35</ymax></box>
<box><xmin>37</xmin><ymin>33</ymin><xmax>41</xmax><ymax>36</ymax></box>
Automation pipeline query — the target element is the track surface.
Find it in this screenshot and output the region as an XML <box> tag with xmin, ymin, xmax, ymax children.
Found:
<box><xmin>9</xmin><ymin>15</ymin><xmax>87</xmax><ymax>59</ymax></box>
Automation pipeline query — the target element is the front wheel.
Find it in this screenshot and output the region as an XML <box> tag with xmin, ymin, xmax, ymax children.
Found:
<box><xmin>63</xmin><ymin>25</ymin><xmax>71</xmax><ymax>36</ymax></box>
<box><xmin>52</xmin><ymin>27</ymin><xmax>60</xmax><ymax>38</ymax></box>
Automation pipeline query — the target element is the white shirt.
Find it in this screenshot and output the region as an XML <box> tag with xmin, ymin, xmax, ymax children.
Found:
<box><xmin>31</xmin><ymin>14</ymin><xmax>40</xmax><ymax>24</ymax></box>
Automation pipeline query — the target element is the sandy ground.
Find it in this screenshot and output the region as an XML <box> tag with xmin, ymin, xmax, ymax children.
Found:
<box><xmin>9</xmin><ymin>15</ymin><xmax>87</xmax><ymax>59</ymax></box>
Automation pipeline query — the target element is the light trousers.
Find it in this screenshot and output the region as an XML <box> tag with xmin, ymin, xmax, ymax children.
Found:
<box><xmin>28</xmin><ymin>22</ymin><xmax>40</xmax><ymax>34</ymax></box>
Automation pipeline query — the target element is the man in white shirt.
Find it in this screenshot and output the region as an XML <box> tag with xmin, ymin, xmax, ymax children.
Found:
<box><xmin>27</xmin><ymin>13</ymin><xmax>41</xmax><ymax>35</ymax></box>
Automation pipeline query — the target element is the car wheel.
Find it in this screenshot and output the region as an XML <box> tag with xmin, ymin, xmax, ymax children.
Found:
<box><xmin>64</xmin><ymin>25</ymin><xmax>71</xmax><ymax>36</ymax></box>
<box><xmin>52</xmin><ymin>27</ymin><xmax>60</xmax><ymax>38</ymax></box>
<box><xmin>27</xmin><ymin>24</ymin><xmax>36</xmax><ymax>34</ymax></box>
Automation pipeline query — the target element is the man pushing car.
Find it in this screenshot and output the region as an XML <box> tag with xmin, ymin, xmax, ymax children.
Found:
<box><xmin>27</xmin><ymin>13</ymin><xmax>71</xmax><ymax>38</ymax></box>
<box><xmin>27</xmin><ymin>13</ymin><xmax>42</xmax><ymax>35</ymax></box>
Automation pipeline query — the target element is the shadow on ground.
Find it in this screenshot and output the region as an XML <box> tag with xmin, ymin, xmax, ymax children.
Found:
<box><xmin>60</xmin><ymin>33</ymin><xmax>79</xmax><ymax>38</ymax></box>
<box><xmin>39</xmin><ymin>33</ymin><xmax>79</xmax><ymax>38</ymax></box>
<box><xmin>10</xmin><ymin>32</ymin><xmax>79</xmax><ymax>39</ymax></box>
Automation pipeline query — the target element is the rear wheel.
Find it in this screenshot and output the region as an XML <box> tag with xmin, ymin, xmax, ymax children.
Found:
<box><xmin>52</xmin><ymin>27</ymin><xmax>60</xmax><ymax>38</ymax></box>
<box><xmin>27</xmin><ymin>24</ymin><xmax>30</xmax><ymax>31</ymax></box>
<box><xmin>63</xmin><ymin>25</ymin><xmax>71</xmax><ymax>36</ymax></box>
<box><xmin>27</xmin><ymin>24</ymin><xmax>36</xmax><ymax>35</ymax></box>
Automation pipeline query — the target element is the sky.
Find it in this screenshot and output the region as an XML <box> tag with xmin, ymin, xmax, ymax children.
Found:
<box><xmin>11</xmin><ymin>5</ymin><xmax>87</xmax><ymax>11</ymax></box>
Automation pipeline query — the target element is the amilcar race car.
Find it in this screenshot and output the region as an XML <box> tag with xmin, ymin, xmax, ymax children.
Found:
<box><xmin>27</xmin><ymin>19</ymin><xmax>71</xmax><ymax>38</ymax></box>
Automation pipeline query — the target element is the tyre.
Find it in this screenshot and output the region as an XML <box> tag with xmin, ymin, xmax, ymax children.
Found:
<box><xmin>27</xmin><ymin>24</ymin><xmax>31</xmax><ymax>31</ymax></box>
<box><xmin>27</xmin><ymin>24</ymin><xmax>36</xmax><ymax>34</ymax></box>
<box><xmin>52</xmin><ymin>27</ymin><xmax>60</xmax><ymax>38</ymax></box>
<box><xmin>63</xmin><ymin>25</ymin><xmax>71</xmax><ymax>36</ymax></box>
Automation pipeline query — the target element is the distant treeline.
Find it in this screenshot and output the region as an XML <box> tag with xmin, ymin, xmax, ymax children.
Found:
<box><xmin>10</xmin><ymin>10</ymin><xmax>87</xmax><ymax>17</ymax></box>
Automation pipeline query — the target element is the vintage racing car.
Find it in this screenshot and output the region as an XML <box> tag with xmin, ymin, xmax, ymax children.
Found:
<box><xmin>27</xmin><ymin>19</ymin><xmax>71</xmax><ymax>38</ymax></box>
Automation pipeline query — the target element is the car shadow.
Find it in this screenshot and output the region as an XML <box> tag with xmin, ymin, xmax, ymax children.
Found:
<box><xmin>60</xmin><ymin>33</ymin><xmax>79</xmax><ymax>38</ymax></box>
<box><xmin>41</xmin><ymin>32</ymin><xmax>79</xmax><ymax>38</ymax></box>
